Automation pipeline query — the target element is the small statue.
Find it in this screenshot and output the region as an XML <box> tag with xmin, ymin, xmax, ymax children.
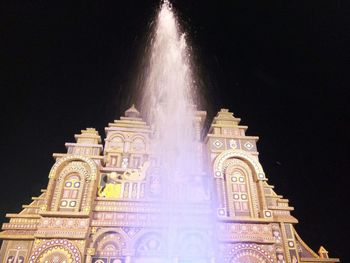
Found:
<box><xmin>98</xmin><ymin>172</ymin><xmax>122</xmax><ymax>198</ymax></box>
<box><xmin>122</xmin><ymin>160</ymin><xmax>150</xmax><ymax>181</ymax></box>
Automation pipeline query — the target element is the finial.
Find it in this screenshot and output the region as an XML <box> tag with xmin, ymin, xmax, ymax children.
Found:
<box><xmin>125</xmin><ymin>104</ymin><xmax>140</xmax><ymax>118</ymax></box>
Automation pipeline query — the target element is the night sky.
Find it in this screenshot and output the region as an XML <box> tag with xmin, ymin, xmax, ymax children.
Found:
<box><xmin>0</xmin><ymin>0</ymin><xmax>348</xmax><ymax>261</ymax></box>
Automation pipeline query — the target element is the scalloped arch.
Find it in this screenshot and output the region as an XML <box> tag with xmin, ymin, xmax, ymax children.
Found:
<box><xmin>48</xmin><ymin>155</ymin><xmax>98</xmax><ymax>181</ymax></box>
<box><xmin>229</xmin><ymin>243</ymin><xmax>275</xmax><ymax>263</ymax></box>
<box><xmin>29</xmin><ymin>239</ymin><xmax>82</xmax><ymax>263</ymax></box>
<box><xmin>91</xmin><ymin>228</ymin><xmax>129</xmax><ymax>248</ymax></box>
<box><xmin>213</xmin><ymin>149</ymin><xmax>265</xmax><ymax>180</ymax></box>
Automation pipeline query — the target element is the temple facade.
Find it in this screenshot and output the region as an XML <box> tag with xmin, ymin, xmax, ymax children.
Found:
<box><xmin>0</xmin><ymin>107</ymin><xmax>339</xmax><ymax>263</ymax></box>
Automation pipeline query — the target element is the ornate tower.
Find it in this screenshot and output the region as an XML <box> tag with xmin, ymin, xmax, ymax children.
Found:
<box><xmin>0</xmin><ymin>107</ymin><xmax>339</xmax><ymax>263</ymax></box>
<box><xmin>205</xmin><ymin>109</ymin><xmax>339</xmax><ymax>263</ymax></box>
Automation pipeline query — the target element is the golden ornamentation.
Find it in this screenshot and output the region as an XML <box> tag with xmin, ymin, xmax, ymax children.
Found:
<box><xmin>214</xmin><ymin>149</ymin><xmax>265</xmax><ymax>180</ymax></box>
<box><xmin>122</xmin><ymin>160</ymin><xmax>150</xmax><ymax>181</ymax></box>
<box><xmin>0</xmin><ymin>108</ymin><xmax>339</xmax><ymax>263</ymax></box>
<box><xmin>29</xmin><ymin>239</ymin><xmax>81</xmax><ymax>263</ymax></box>
<box><xmin>57</xmin><ymin>161</ymin><xmax>90</xmax><ymax>182</ymax></box>
<box><xmin>98</xmin><ymin>172</ymin><xmax>123</xmax><ymax>198</ymax></box>
<box><xmin>38</xmin><ymin>246</ymin><xmax>73</xmax><ymax>263</ymax></box>
<box><xmin>39</xmin><ymin>205</ymin><xmax>47</xmax><ymax>212</ymax></box>
<box><xmin>87</xmin><ymin>247</ymin><xmax>95</xmax><ymax>255</ymax></box>
<box><xmin>91</xmin><ymin>227</ymin><xmax>98</xmax><ymax>234</ymax></box>
<box><xmin>48</xmin><ymin>155</ymin><xmax>97</xmax><ymax>180</ymax></box>
<box><xmin>82</xmin><ymin>206</ymin><xmax>91</xmax><ymax>212</ymax></box>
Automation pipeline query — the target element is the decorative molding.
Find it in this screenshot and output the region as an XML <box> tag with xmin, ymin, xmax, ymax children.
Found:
<box><xmin>29</xmin><ymin>239</ymin><xmax>82</xmax><ymax>263</ymax></box>
<box><xmin>48</xmin><ymin>155</ymin><xmax>98</xmax><ymax>181</ymax></box>
<box><xmin>213</xmin><ymin>149</ymin><xmax>265</xmax><ymax>181</ymax></box>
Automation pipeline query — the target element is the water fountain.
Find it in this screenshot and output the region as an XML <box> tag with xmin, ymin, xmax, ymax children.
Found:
<box><xmin>0</xmin><ymin>1</ymin><xmax>339</xmax><ymax>263</ymax></box>
<box><xmin>138</xmin><ymin>1</ymin><xmax>216</xmax><ymax>262</ymax></box>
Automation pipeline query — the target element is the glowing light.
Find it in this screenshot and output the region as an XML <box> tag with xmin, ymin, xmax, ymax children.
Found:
<box><xmin>137</xmin><ymin>1</ymin><xmax>216</xmax><ymax>261</ymax></box>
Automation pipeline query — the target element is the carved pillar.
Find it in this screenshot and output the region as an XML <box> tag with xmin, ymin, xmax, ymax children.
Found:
<box><xmin>45</xmin><ymin>175</ymin><xmax>58</xmax><ymax>211</ymax></box>
<box><xmin>84</xmin><ymin>169</ymin><xmax>98</xmax><ymax>213</ymax></box>
<box><xmin>257</xmin><ymin>180</ymin><xmax>267</xmax><ymax>214</ymax></box>
<box><xmin>215</xmin><ymin>177</ymin><xmax>227</xmax><ymax>217</ymax></box>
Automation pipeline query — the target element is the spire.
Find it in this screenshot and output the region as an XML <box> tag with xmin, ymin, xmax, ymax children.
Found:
<box><xmin>74</xmin><ymin>128</ymin><xmax>101</xmax><ymax>144</ymax></box>
<box><xmin>213</xmin><ymin>108</ymin><xmax>241</xmax><ymax>127</ymax></box>
<box><xmin>125</xmin><ymin>104</ymin><xmax>140</xmax><ymax>118</ymax></box>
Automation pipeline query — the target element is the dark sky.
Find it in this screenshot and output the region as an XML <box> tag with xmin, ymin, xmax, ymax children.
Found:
<box><xmin>0</xmin><ymin>0</ymin><xmax>348</xmax><ymax>261</ymax></box>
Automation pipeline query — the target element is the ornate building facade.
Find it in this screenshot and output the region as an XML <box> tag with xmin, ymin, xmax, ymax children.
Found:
<box><xmin>0</xmin><ymin>107</ymin><xmax>339</xmax><ymax>263</ymax></box>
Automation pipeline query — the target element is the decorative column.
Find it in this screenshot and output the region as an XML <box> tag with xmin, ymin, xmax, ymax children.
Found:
<box><xmin>85</xmin><ymin>247</ymin><xmax>95</xmax><ymax>263</ymax></box>
<box><xmin>257</xmin><ymin>180</ymin><xmax>267</xmax><ymax>210</ymax></box>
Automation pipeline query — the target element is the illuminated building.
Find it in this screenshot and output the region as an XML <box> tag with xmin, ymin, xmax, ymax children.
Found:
<box><xmin>0</xmin><ymin>106</ymin><xmax>339</xmax><ymax>263</ymax></box>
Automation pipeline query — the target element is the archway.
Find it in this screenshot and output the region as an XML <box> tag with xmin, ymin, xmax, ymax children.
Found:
<box><xmin>229</xmin><ymin>244</ymin><xmax>274</xmax><ymax>263</ymax></box>
<box><xmin>29</xmin><ymin>240</ymin><xmax>81</xmax><ymax>263</ymax></box>
<box><xmin>133</xmin><ymin>233</ymin><xmax>166</xmax><ymax>263</ymax></box>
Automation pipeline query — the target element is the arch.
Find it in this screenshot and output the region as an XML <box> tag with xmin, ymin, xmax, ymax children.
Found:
<box><xmin>46</xmin><ymin>155</ymin><xmax>98</xmax><ymax>212</ymax></box>
<box><xmin>95</xmin><ymin>232</ymin><xmax>124</xmax><ymax>257</ymax></box>
<box><xmin>51</xmin><ymin>161</ymin><xmax>89</xmax><ymax>211</ymax></box>
<box><xmin>29</xmin><ymin>239</ymin><xmax>82</xmax><ymax>263</ymax></box>
<box><xmin>57</xmin><ymin>162</ymin><xmax>89</xmax><ymax>183</ymax></box>
<box><xmin>130</xmin><ymin>135</ymin><xmax>146</xmax><ymax>152</ymax></box>
<box><xmin>90</xmin><ymin>228</ymin><xmax>128</xmax><ymax>253</ymax></box>
<box><xmin>89</xmin><ymin>229</ymin><xmax>127</xmax><ymax>262</ymax></box>
<box><xmin>134</xmin><ymin>232</ymin><xmax>166</xmax><ymax>257</ymax></box>
<box><xmin>229</xmin><ymin>244</ymin><xmax>274</xmax><ymax>263</ymax></box>
<box><xmin>107</xmin><ymin>134</ymin><xmax>126</xmax><ymax>152</ymax></box>
<box><xmin>58</xmin><ymin>172</ymin><xmax>85</xmax><ymax>211</ymax></box>
<box><xmin>177</xmin><ymin>232</ymin><xmax>211</xmax><ymax>257</ymax></box>
<box><xmin>48</xmin><ymin>155</ymin><xmax>98</xmax><ymax>181</ymax></box>
<box><xmin>213</xmin><ymin>149</ymin><xmax>265</xmax><ymax>181</ymax></box>
<box><xmin>109</xmin><ymin>133</ymin><xmax>126</xmax><ymax>141</ymax></box>
<box><xmin>40</xmin><ymin>249</ymin><xmax>70</xmax><ymax>263</ymax></box>
<box><xmin>224</xmin><ymin>158</ymin><xmax>255</xmax><ymax>217</ymax></box>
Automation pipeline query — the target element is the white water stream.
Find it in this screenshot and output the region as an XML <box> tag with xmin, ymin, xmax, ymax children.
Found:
<box><xmin>138</xmin><ymin>1</ymin><xmax>215</xmax><ymax>262</ymax></box>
